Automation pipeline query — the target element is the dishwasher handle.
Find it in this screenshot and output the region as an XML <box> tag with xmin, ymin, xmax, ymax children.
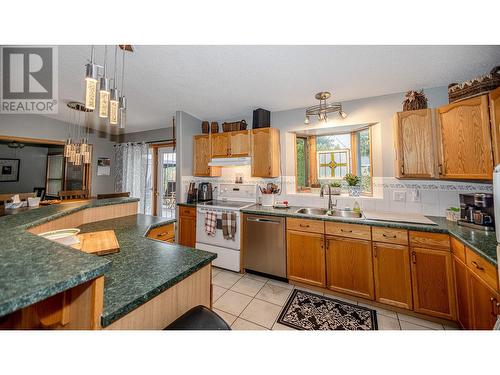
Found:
<box><xmin>246</xmin><ymin>217</ymin><xmax>281</xmax><ymax>224</ymax></box>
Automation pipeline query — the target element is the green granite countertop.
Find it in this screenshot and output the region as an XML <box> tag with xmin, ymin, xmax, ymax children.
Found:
<box><xmin>77</xmin><ymin>215</ymin><xmax>215</xmax><ymax>327</ymax></box>
<box><xmin>240</xmin><ymin>204</ymin><xmax>498</xmax><ymax>266</ymax></box>
<box><xmin>0</xmin><ymin>197</ymin><xmax>216</xmax><ymax>328</ymax></box>
<box><xmin>0</xmin><ymin>198</ymin><xmax>138</xmax><ymax>318</ymax></box>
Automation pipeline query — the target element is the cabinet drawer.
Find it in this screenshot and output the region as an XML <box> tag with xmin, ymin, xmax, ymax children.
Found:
<box><xmin>410</xmin><ymin>231</ymin><xmax>450</xmax><ymax>251</ymax></box>
<box><xmin>451</xmin><ymin>237</ymin><xmax>466</xmax><ymax>262</ymax></box>
<box><xmin>325</xmin><ymin>222</ymin><xmax>371</xmax><ymax>240</ymax></box>
<box><xmin>179</xmin><ymin>206</ymin><xmax>196</xmax><ymax>217</ymax></box>
<box><xmin>466</xmin><ymin>247</ymin><xmax>499</xmax><ymax>292</ymax></box>
<box><xmin>148</xmin><ymin>224</ymin><xmax>175</xmax><ymax>242</ymax></box>
<box><xmin>372</xmin><ymin>227</ymin><xmax>408</xmax><ymax>245</ymax></box>
<box><xmin>287</xmin><ymin>218</ymin><xmax>324</xmax><ymax>234</ymax></box>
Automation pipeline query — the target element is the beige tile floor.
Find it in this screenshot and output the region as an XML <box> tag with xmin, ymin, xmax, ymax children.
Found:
<box><xmin>211</xmin><ymin>267</ymin><xmax>459</xmax><ymax>331</ymax></box>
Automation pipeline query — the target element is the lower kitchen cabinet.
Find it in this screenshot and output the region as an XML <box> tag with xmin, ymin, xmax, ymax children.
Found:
<box><xmin>453</xmin><ymin>255</ymin><xmax>471</xmax><ymax>329</ymax></box>
<box><xmin>468</xmin><ymin>271</ymin><xmax>500</xmax><ymax>330</ymax></box>
<box><xmin>178</xmin><ymin>206</ymin><xmax>196</xmax><ymax>248</ymax></box>
<box><xmin>286</xmin><ymin>230</ymin><xmax>326</xmax><ymax>287</ymax></box>
<box><xmin>326</xmin><ymin>236</ymin><xmax>374</xmax><ymax>300</ymax></box>
<box><xmin>373</xmin><ymin>242</ymin><xmax>413</xmax><ymax>309</ymax></box>
<box><xmin>410</xmin><ymin>247</ymin><xmax>456</xmax><ymax>320</ymax></box>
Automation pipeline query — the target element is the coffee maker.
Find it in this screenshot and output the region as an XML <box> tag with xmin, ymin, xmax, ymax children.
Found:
<box><xmin>186</xmin><ymin>182</ymin><xmax>197</xmax><ymax>204</ymax></box>
<box><xmin>197</xmin><ymin>182</ymin><xmax>215</xmax><ymax>202</ymax></box>
<box><xmin>458</xmin><ymin>193</ymin><xmax>495</xmax><ymax>231</ymax></box>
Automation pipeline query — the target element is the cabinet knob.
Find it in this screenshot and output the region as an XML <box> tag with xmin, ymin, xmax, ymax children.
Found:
<box><xmin>438</xmin><ymin>164</ymin><xmax>443</xmax><ymax>175</ymax></box>
<box><xmin>411</xmin><ymin>251</ymin><xmax>417</xmax><ymax>264</ymax></box>
<box><xmin>471</xmin><ymin>261</ymin><xmax>484</xmax><ymax>271</ymax></box>
<box><xmin>400</xmin><ymin>165</ymin><xmax>405</xmax><ymax>175</ymax></box>
<box><xmin>299</xmin><ymin>224</ymin><xmax>310</xmax><ymax>228</ymax></box>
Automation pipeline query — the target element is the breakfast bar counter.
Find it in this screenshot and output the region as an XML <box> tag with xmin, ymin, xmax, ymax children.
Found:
<box><xmin>0</xmin><ymin>198</ymin><xmax>216</xmax><ymax>329</ymax></box>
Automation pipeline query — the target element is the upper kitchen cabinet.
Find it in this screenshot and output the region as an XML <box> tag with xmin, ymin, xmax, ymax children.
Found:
<box><xmin>211</xmin><ymin>130</ymin><xmax>250</xmax><ymax>158</ymax></box>
<box><xmin>394</xmin><ymin>109</ymin><xmax>439</xmax><ymax>179</ymax></box>
<box><xmin>436</xmin><ymin>95</ymin><xmax>494</xmax><ymax>180</ymax></box>
<box><xmin>193</xmin><ymin>135</ymin><xmax>221</xmax><ymax>177</ymax></box>
<box><xmin>251</xmin><ymin>128</ymin><xmax>280</xmax><ymax>177</ymax></box>
<box><xmin>489</xmin><ymin>87</ymin><xmax>500</xmax><ymax>165</ymax></box>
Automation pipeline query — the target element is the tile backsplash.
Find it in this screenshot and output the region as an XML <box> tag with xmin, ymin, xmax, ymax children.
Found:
<box><xmin>182</xmin><ymin>169</ymin><xmax>492</xmax><ymax>217</ymax></box>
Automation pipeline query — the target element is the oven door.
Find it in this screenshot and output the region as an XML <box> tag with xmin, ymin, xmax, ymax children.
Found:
<box><xmin>196</xmin><ymin>207</ymin><xmax>241</xmax><ymax>250</ymax></box>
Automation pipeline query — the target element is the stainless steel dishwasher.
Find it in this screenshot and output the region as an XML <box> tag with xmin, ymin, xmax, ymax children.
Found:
<box><xmin>243</xmin><ymin>214</ymin><xmax>286</xmax><ymax>278</ymax></box>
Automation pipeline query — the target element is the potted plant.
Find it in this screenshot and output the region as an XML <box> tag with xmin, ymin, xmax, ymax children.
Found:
<box><xmin>311</xmin><ymin>180</ymin><xmax>321</xmax><ymax>194</ymax></box>
<box><xmin>344</xmin><ymin>173</ymin><xmax>361</xmax><ymax>197</ymax></box>
<box><xmin>330</xmin><ymin>181</ymin><xmax>342</xmax><ymax>195</ymax></box>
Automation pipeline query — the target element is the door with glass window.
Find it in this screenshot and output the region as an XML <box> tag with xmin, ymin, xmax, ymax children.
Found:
<box><xmin>156</xmin><ymin>147</ymin><xmax>176</xmax><ymax>218</ymax></box>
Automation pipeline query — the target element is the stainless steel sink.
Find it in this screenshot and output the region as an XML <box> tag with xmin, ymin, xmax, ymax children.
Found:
<box><xmin>294</xmin><ymin>207</ymin><xmax>364</xmax><ymax>219</ymax></box>
<box><xmin>328</xmin><ymin>209</ymin><xmax>363</xmax><ymax>218</ymax></box>
<box><xmin>295</xmin><ymin>208</ymin><xmax>329</xmax><ymax>216</ymax></box>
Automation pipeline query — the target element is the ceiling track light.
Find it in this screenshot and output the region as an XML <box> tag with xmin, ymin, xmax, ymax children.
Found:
<box><xmin>304</xmin><ymin>91</ymin><xmax>347</xmax><ymax>125</ymax></box>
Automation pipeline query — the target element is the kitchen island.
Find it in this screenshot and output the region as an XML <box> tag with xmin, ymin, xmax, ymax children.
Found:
<box><xmin>0</xmin><ymin>198</ymin><xmax>216</xmax><ymax>329</ymax></box>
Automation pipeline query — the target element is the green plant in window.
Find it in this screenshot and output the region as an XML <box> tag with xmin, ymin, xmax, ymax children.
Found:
<box><xmin>330</xmin><ymin>181</ymin><xmax>342</xmax><ymax>188</ymax></box>
<box><xmin>344</xmin><ymin>173</ymin><xmax>361</xmax><ymax>186</ymax></box>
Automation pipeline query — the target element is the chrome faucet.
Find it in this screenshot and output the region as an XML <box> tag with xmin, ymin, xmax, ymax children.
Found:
<box><xmin>320</xmin><ymin>184</ymin><xmax>337</xmax><ymax>211</ymax></box>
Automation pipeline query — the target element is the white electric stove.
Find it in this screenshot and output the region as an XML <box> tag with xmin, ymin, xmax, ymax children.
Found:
<box><xmin>195</xmin><ymin>184</ymin><xmax>256</xmax><ymax>272</ymax></box>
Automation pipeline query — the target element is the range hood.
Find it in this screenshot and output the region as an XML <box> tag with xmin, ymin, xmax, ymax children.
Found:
<box><xmin>208</xmin><ymin>157</ymin><xmax>251</xmax><ymax>167</ymax></box>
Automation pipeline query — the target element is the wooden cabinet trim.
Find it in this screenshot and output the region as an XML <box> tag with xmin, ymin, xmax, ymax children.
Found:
<box><xmin>372</xmin><ymin>227</ymin><xmax>408</xmax><ymax>245</ymax></box>
<box><xmin>287</xmin><ymin>217</ymin><xmax>325</xmax><ymax>234</ymax></box>
<box><xmin>489</xmin><ymin>87</ymin><xmax>500</xmax><ymax>165</ymax></box>
<box><xmin>465</xmin><ymin>246</ymin><xmax>499</xmax><ymax>292</ymax></box>
<box><xmin>450</xmin><ymin>236</ymin><xmax>466</xmax><ymax>262</ymax></box>
<box><xmin>325</xmin><ymin>221</ymin><xmax>371</xmax><ymax>240</ymax></box>
<box><xmin>409</xmin><ymin>231</ymin><xmax>450</xmax><ymax>251</ymax></box>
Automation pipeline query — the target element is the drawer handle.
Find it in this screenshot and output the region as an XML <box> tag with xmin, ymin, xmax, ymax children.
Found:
<box><xmin>340</xmin><ymin>229</ymin><xmax>353</xmax><ymax>233</ymax></box>
<box><xmin>299</xmin><ymin>224</ymin><xmax>310</xmax><ymax>228</ymax></box>
<box><xmin>490</xmin><ymin>298</ymin><xmax>497</xmax><ymax>316</ymax></box>
<box><xmin>383</xmin><ymin>234</ymin><xmax>397</xmax><ymax>239</ymax></box>
<box><xmin>411</xmin><ymin>251</ymin><xmax>416</xmax><ymax>264</ymax></box>
<box><xmin>156</xmin><ymin>232</ymin><xmax>168</xmax><ymax>237</ymax></box>
<box><xmin>471</xmin><ymin>261</ymin><xmax>484</xmax><ymax>271</ymax></box>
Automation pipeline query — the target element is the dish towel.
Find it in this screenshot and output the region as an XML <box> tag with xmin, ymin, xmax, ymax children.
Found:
<box><xmin>222</xmin><ymin>212</ymin><xmax>237</xmax><ymax>240</ymax></box>
<box><xmin>204</xmin><ymin>211</ymin><xmax>217</xmax><ymax>236</ymax></box>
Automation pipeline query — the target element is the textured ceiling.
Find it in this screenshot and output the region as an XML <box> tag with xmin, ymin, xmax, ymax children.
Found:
<box><xmin>47</xmin><ymin>45</ymin><xmax>500</xmax><ymax>133</ymax></box>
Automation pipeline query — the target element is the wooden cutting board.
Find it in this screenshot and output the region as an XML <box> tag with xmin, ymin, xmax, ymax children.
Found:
<box><xmin>71</xmin><ymin>230</ymin><xmax>120</xmax><ymax>256</ymax></box>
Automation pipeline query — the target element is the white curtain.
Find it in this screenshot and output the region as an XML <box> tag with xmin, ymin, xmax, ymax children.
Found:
<box><xmin>114</xmin><ymin>142</ymin><xmax>152</xmax><ymax>214</ymax></box>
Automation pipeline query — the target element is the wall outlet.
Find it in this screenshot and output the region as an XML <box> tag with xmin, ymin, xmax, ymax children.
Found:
<box><xmin>410</xmin><ymin>189</ymin><xmax>421</xmax><ymax>202</ymax></box>
<box><xmin>393</xmin><ymin>191</ymin><xmax>406</xmax><ymax>202</ymax></box>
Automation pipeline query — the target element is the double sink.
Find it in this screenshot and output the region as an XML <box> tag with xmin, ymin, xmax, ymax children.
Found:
<box><xmin>295</xmin><ymin>207</ymin><xmax>364</xmax><ymax>219</ymax></box>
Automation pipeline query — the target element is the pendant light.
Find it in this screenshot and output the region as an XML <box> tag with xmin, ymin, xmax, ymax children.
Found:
<box><xmin>119</xmin><ymin>46</ymin><xmax>127</xmax><ymax>129</ymax></box>
<box><xmin>109</xmin><ymin>46</ymin><xmax>119</xmax><ymax>125</ymax></box>
<box><xmin>84</xmin><ymin>46</ymin><xmax>98</xmax><ymax>110</ymax></box>
<box><xmin>99</xmin><ymin>46</ymin><xmax>110</xmax><ymax>118</ymax></box>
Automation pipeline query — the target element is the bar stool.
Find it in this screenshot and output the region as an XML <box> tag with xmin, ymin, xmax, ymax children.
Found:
<box><xmin>164</xmin><ymin>305</ymin><xmax>231</xmax><ymax>330</ymax></box>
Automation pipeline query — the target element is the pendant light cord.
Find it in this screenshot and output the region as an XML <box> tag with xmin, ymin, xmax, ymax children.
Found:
<box><xmin>121</xmin><ymin>47</ymin><xmax>125</xmax><ymax>94</ymax></box>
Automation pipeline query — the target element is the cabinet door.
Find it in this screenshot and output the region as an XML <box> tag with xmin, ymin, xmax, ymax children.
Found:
<box><xmin>286</xmin><ymin>230</ymin><xmax>325</xmax><ymax>287</ymax></box>
<box><xmin>468</xmin><ymin>271</ymin><xmax>500</xmax><ymax>330</ymax></box>
<box><xmin>489</xmin><ymin>87</ymin><xmax>500</xmax><ymax>165</ymax></box>
<box><xmin>326</xmin><ymin>236</ymin><xmax>374</xmax><ymax>300</ymax></box>
<box><xmin>211</xmin><ymin>133</ymin><xmax>230</xmax><ymax>158</ymax></box>
<box><xmin>410</xmin><ymin>247</ymin><xmax>456</xmax><ymax>320</ymax></box>
<box><xmin>178</xmin><ymin>215</ymin><xmax>196</xmax><ymax>248</ymax></box>
<box><xmin>373</xmin><ymin>242</ymin><xmax>412</xmax><ymax>309</ymax></box>
<box><xmin>437</xmin><ymin>95</ymin><xmax>493</xmax><ymax>180</ymax></box>
<box><xmin>394</xmin><ymin>109</ymin><xmax>438</xmax><ymax>178</ymax></box>
<box><xmin>251</xmin><ymin>128</ymin><xmax>280</xmax><ymax>177</ymax></box>
<box><xmin>193</xmin><ymin>135</ymin><xmax>221</xmax><ymax>177</ymax></box>
<box><xmin>229</xmin><ymin>130</ymin><xmax>250</xmax><ymax>157</ymax></box>
<box><xmin>453</xmin><ymin>256</ymin><xmax>471</xmax><ymax>329</ymax></box>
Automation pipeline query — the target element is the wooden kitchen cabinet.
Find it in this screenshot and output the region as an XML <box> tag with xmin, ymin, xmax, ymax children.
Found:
<box><xmin>410</xmin><ymin>247</ymin><xmax>456</xmax><ymax>320</ymax></box>
<box><xmin>468</xmin><ymin>270</ymin><xmax>500</xmax><ymax>330</ymax></box>
<box><xmin>489</xmin><ymin>87</ymin><xmax>500</xmax><ymax>165</ymax></box>
<box><xmin>286</xmin><ymin>230</ymin><xmax>326</xmax><ymax>287</ymax></box>
<box><xmin>178</xmin><ymin>206</ymin><xmax>196</xmax><ymax>248</ymax></box>
<box><xmin>147</xmin><ymin>223</ymin><xmax>175</xmax><ymax>243</ymax></box>
<box><xmin>394</xmin><ymin>109</ymin><xmax>439</xmax><ymax>178</ymax></box>
<box><xmin>326</xmin><ymin>235</ymin><xmax>374</xmax><ymax>300</ymax></box>
<box><xmin>373</xmin><ymin>242</ymin><xmax>413</xmax><ymax>309</ymax></box>
<box><xmin>229</xmin><ymin>130</ymin><xmax>250</xmax><ymax>156</ymax></box>
<box><xmin>211</xmin><ymin>133</ymin><xmax>231</xmax><ymax>158</ymax></box>
<box><xmin>453</xmin><ymin>255</ymin><xmax>471</xmax><ymax>329</ymax></box>
<box><xmin>193</xmin><ymin>135</ymin><xmax>221</xmax><ymax>177</ymax></box>
<box><xmin>210</xmin><ymin>130</ymin><xmax>250</xmax><ymax>158</ymax></box>
<box><xmin>436</xmin><ymin>95</ymin><xmax>494</xmax><ymax>180</ymax></box>
<box><xmin>251</xmin><ymin>128</ymin><xmax>280</xmax><ymax>177</ymax></box>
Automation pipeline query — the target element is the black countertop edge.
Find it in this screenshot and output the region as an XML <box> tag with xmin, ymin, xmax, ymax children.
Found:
<box><xmin>100</xmin><ymin>256</ymin><xmax>214</xmax><ymax>327</ymax></box>
<box><xmin>239</xmin><ymin>205</ymin><xmax>498</xmax><ymax>266</ymax></box>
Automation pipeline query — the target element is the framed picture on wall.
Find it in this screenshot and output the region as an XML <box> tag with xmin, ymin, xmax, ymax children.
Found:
<box><xmin>0</xmin><ymin>158</ymin><xmax>20</xmax><ymax>182</ymax></box>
